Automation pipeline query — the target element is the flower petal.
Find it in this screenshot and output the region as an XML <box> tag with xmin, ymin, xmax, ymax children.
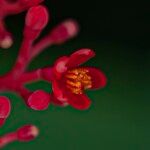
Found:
<box><xmin>52</xmin><ymin>80</ymin><xmax>64</xmax><ymax>100</ymax></box>
<box><xmin>53</xmin><ymin>56</ymin><xmax>69</xmax><ymax>78</ymax></box>
<box><xmin>51</xmin><ymin>94</ymin><xmax>68</xmax><ymax>107</ymax></box>
<box><xmin>87</xmin><ymin>67</ymin><xmax>107</xmax><ymax>89</ymax></box>
<box><xmin>52</xmin><ymin>80</ymin><xmax>68</xmax><ymax>103</ymax></box>
<box><xmin>67</xmin><ymin>49</ymin><xmax>95</xmax><ymax>68</ymax></box>
<box><xmin>27</xmin><ymin>90</ymin><xmax>50</xmax><ymax>110</ymax></box>
<box><xmin>0</xmin><ymin>96</ymin><xmax>11</xmax><ymax>118</ymax></box>
<box><xmin>67</xmin><ymin>93</ymin><xmax>91</xmax><ymax>110</ymax></box>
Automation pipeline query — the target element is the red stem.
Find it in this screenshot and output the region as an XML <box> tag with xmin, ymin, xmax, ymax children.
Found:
<box><xmin>0</xmin><ymin>132</ymin><xmax>17</xmax><ymax>148</ymax></box>
<box><xmin>18</xmin><ymin>69</ymin><xmax>43</xmax><ymax>83</ymax></box>
<box><xmin>30</xmin><ymin>35</ymin><xmax>53</xmax><ymax>59</ymax></box>
<box><xmin>3</xmin><ymin>3</ymin><xmax>21</xmax><ymax>16</ymax></box>
<box><xmin>0</xmin><ymin>1</ymin><xmax>22</xmax><ymax>17</ymax></box>
<box><xmin>0</xmin><ymin>19</ymin><xmax>5</xmax><ymax>33</ymax></box>
<box><xmin>18</xmin><ymin>67</ymin><xmax>53</xmax><ymax>84</ymax></box>
<box><xmin>0</xmin><ymin>67</ymin><xmax>53</xmax><ymax>103</ymax></box>
<box><xmin>7</xmin><ymin>38</ymin><xmax>32</xmax><ymax>79</ymax></box>
<box><xmin>16</xmin><ymin>86</ymin><xmax>31</xmax><ymax>101</ymax></box>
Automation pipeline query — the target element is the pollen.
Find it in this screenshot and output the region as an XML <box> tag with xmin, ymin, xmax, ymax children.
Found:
<box><xmin>65</xmin><ymin>68</ymin><xmax>92</xmax><ymax>94</ymax></box>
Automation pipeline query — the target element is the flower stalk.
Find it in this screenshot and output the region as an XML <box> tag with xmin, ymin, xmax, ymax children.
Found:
<box><xmin>0</xmin><ymin>124</ymin><xmax>39</xmax><ymax>148</ymax></box>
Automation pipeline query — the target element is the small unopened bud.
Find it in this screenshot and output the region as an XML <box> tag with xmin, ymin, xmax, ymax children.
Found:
<box><xmin>0</xmin><ymin>96</ymin><xmax>11</xmax><ymax>119</ymax></box>
<box><xmin>17</xmin><ymin>125</ymin><xmax>39</xmax><ymax>142</ymax></box>
<box><xmin>27</xmin><ymin>90</ymin><xmax>50</xmax><ymax>110</ymax></box>
<box><xmin>25</xmin><ymin>5</ymin><xmax>49</xmax><ymax>30</ymax></box>
<box><xmin>24</xmin><ymin>5</ymin><xmax>49</xmax><ymax>39</ymax></box>
<box><xmin>50</xmin><ymin>19</ymin><xmax>79</xmax><ymax>44</ymax></box>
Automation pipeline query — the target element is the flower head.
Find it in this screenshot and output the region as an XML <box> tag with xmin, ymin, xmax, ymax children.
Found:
<box><xmin>51</xmin><ymin>49</ymin><xmax>107</xmax><ymax>110</ymax></box>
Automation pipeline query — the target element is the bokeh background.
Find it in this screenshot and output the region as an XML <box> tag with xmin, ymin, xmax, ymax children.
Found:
<box><xmin>0</xmin><ymin>1</ymin><xmax>150</xmax><ymax>150</ymax></box>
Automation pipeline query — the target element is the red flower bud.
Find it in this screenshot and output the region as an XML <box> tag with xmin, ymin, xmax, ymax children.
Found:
<box><xmin>50</xmin><ymin>19</ymin><xmax>79</xmax><ymax>44</ymax></box>
<box><xmin>0</xmin><ymin>96</ymin><xmax>11</xmax><ymax>119</ymax></box>
<box><xmin>25</xmin><ymin>5</ymin><xmax>49</xmax><ymax>30</ymax></box>
<box><xmin>27</xmin><ymin>90</ymin><xmax>50</xmax><ymax>110</ymax></box>
<box><xmin>17</xmin><ymin>125</ymin><xmax>39</xmax><ymax>142</ymax></box>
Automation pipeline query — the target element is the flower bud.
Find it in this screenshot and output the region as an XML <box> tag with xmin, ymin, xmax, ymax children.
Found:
<box><xmin>24</xmin><ymin>5</ymin><xmax>49</xmax><ymax>39</ymax></box>
<box><xmin>50</xmin><ymin>19</ymin><xmax>79</xmax><ymax>44</ymax></box>
<box><xmin>17</xmin><ymin>125</ymin><xmax>39</xmax><ymax>142</ymax></box>
<box><xmin>27</xmin><ymin>90</ymin><xmax>50</xmax><ymax>110</ymax></box>
<box><xmin>25</xmin><ymin>5</ymin><xmax>49</xmax><ymax>30</ymax></box>
<box><xmin>0</xmin><ymin>96</ymin><xmax>11</xmax><ymax>119</ymax></box>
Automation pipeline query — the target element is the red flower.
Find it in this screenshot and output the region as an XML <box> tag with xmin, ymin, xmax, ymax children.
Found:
<box><xmin>51</xmin><ymin>49</ymin><xmax>107</xmax><ymax>110</ymax></box>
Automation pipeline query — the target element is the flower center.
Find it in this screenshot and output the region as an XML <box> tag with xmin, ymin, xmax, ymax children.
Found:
<box><xmin>65</xmin><ymin>68</ymin><xmax>92</xmax><ymax>94</ymax></box>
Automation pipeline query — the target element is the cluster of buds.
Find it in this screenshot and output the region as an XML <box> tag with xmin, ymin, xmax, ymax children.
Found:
<box><xmin>0</xmin><ymin>0</ymin><xmax>43</xmax><ymax>49</ymax></box>
<box><xmin>0</xmin><ymin>1</ymin><xmax>107</xmax><ymax>149</ymax></box>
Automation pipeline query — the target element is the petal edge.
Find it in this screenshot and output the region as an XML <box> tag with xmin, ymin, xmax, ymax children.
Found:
<box><xmin>67</xmin><ymin>49</ymin><xmax>95</xmax><ymax>68</ymax></box>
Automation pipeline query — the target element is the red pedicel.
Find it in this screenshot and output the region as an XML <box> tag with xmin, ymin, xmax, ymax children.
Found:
<box><xmin>27</xmin><ymin>90</ymin><xmax>50</xmax><ymax>110</ymax></box>
<box><xmin>0</xmin><ymin>132</ymin><xmax>17</xmax><ymax>148</ymax></box>
<box><xmin>17</xmin><ymin>125</ymin><xmax>39</xmax><ymax>142</ymax></box>
<box><xmin>0</xmin><ymin>124</ymin><xmax>39</xmax><ymax>148</ymax></box>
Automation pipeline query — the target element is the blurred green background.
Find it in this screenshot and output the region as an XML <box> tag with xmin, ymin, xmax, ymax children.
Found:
<box><xmin>0</xmin><ymin>1</ymin><xmax>150</xmax><ymax>150</ymax></box>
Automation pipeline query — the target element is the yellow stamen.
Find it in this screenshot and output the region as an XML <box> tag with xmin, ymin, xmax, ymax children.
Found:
<box><xmin>65</xmin><ymin>68</ymin><xmax>92</xmax><ymax>94</ymax></box>
<box><xmin>66</xmin><ymin>80</ymin><xmax>81</xmax><ymax>88</ymax></box>
<box><xmin>65</xmin><ymin>74</ymin><xmax>78</xmax><ymax>79</ymax></box>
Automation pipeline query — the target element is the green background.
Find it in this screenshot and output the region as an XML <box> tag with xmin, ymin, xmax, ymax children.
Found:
<box><xmin>0</xmin><ymin>1</ymin><xmax>150</xmax><ymax>150</ymax></box>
